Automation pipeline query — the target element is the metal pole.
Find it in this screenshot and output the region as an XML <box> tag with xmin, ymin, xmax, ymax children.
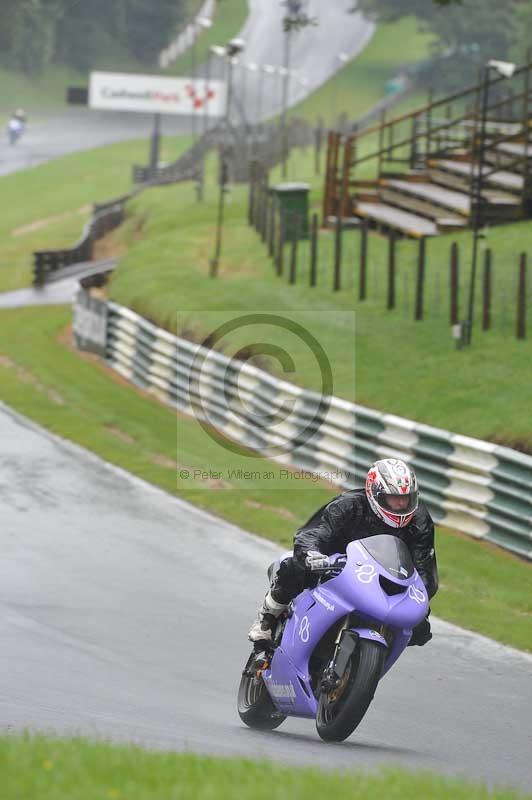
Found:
<box><xmin>415</xmin><ymin>237</ymin><xmax>426</xmax><ymax>321</ymax></box>
<box><xmin>359</xmin><ymin>220</ymin><xmax>368</xmax><ymax>301</ymax></box>
<box><xmin>333</xmin><ymin>215</ymin><xmax>342</xmax><ymax>291</ymax></box>
<box><xmin>450</xmin><ymin>242</ymin><xmax>459</xmax><ymax>326</ymax></box>
<box><xmin>517</xmin><ymin>252</ymin><xmax>527</xmax><ymax>340</ymax></box>
<box><xmin>203</xmin><ymin>52</ymin><xmax>212</xmax><ymax>137</ymax></box>
<box><xmin>191</xmin><ymin>22</ymin><xmax>198</xmax><ymax>143</ymax></box>
<box><xmin>310</xmin><ymin>212</ymin><xmax>318</xmax><ymax>286</ymax></box>
<box><xmin>281</xmin><ymin>30</ymin><xmax>292</xmax><ymax>179</ymax></box>
<box><xmin>149</xmin><ymin>113</ymin><xmax>161</xmax><ymax>174</ymax></box>
<box><xmin>210</xmin><ymin>56</ymin><xmax>234</xmax><ymax>278</ymax></box>
<box><xmin>257</xmin><ymin>69</ymin><xmax>265</xmax><ymax>127</ymax></box>
<box><xmin>466</xmin><ymin>65</ymin><xmax>490</xmax><ymax>345</ymax></box>
<box><xmin>241</xmin><ymin>63</ymin><xmax>248</xmax><ymax>120</ymax></box>
<box><xmin>387</xmin><ymin>231</ymin><xmax>396</xmax><ymax>309</ymax></box>
<box><xmin>482</xmin><ymin>248</ymin><xmax>492</xmax><ymax>331</ymax></box>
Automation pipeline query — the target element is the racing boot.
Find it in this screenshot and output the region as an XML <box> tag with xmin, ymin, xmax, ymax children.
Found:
<box><xmin>248</xmin><ymin>590</ymin><xmax>288</xmax><ymax>647</ymax></box>
<box><xmin>407</xmin><ymin>615</ymin><xmax>432</xmax><ymax>646</ymax></box>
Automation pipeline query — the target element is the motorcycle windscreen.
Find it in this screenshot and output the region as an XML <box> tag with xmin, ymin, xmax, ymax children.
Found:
<box><xmin>359</xmin><ymin>534</ymin><xmax>415</xmax><ymax>579</ymax></box>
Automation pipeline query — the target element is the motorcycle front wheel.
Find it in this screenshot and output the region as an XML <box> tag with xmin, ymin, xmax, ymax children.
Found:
<box><xmin>237</xmin><ymin>653</ymin><xmax>286</xmax><ymax>731</ymax></box>
<box><xmin>316</xmin><ymin>638</ymin><xmax>385</xmax><ymax>742</ymax></box>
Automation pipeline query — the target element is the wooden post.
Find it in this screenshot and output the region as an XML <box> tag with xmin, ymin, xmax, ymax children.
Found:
<box><xmin>450</xmin><ymin>242</ymin><xmax>459</xmax><ymax>325</ymax></box>
<box><xmin>314</xmin><ymin>118</ymin><xmax>324</xmax><ymax>176</ymax></box>
<box><xmin>268</xmin><ymin>196</ymin><xmax>276</xmax><ymax>258</ymax></box>
<box><xmin>517</xmin><ymin>252</ymin><xmax>527</xmax><ymax>339</ymax></box>
<box><xmin>276</xmin><ymin>208</ymin><xmax>286</xmax><ymax>276</ymax></box>
<box><xmin>415</xmin><ymin>237</ymin><xmax>426</xmax><ymax>321</ymax></box>
<box><xmin>377</xmin><ymin>110</ymin><xmax>386</xmax><ymax>177</ymax></box>
<box><xmin>387</xmin><ymin>231</ymin><xmax>396</xmax><ymax>310</ymax></box>
<box><xmin>359</xmin><ymin>219</ymin><xmax>368</xmax><ymax>300</ymax></box>
<box><xmin>254</xmin><ymin>182</ymin><xmax>263</xmax><ymax>233</ymax></box>
<box><xmin>425</xmin><ymin>87</ymin><xmax>434</xmax><ymax>158</ymax></box>
<box><xmin>482</xmin><ymin>248</ymin><xmax>492</xmax><ymax>330</ymax></box>
<box><xmin>409</xmin><ymin>114</ymin><xmax>419</xmax><ymax>169</ymax></box>
<box><xmin>289</xmin><ymin>215</ymin><xmax>299</xmax><ymax>285</ymax></box>
<box><xmin>260</xmin><ymin>183</ymin><xmax>268</xmax><ymax>243</ymax></box>
<box><xmin>333</xmin><ymin>215</ymin><xmax>342</xmax><ymax>291</ymax></box>
<box><xmin>248</xmin><ymin>178</ymin><xmax>256</xmax><ymax>227</ymax></box>
<box><xmin>310</xmin><ymin>213</ymin><xmax>318</xmax><ymax>287</ymax></box>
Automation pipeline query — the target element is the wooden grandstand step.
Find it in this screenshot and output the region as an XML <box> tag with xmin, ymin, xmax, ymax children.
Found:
<box><xmin>429</xmin><ymin>159</ymin><xmax>524</xmax><ymax>193</ymax></box>
<box><xmin>384</xmin><ymin>176</ymin><xmax>520</xmax><ymax>215</ymax></box>
<box><xmin>378</xmin><ymin>187</ymin><xmax>466</xmax><ymax>230</ymax></box>
<box><xmin>355</xmin><ymin>202</ymin><xmax>438</xmax><ymax>238</ymax></box>
<box><xmin>485</xmin><ymin>141</ymin><xmax>532</xmax><ymax>169</ymax></box>
<box><xmin>381</xmin><ymin>179</ymin><xmax>471</xmax><ymax>216</ymax></box>
<box><xmin>494</xmin><ymin>141</ymin><xmax>532</xmax><ymax>159</ymax></box>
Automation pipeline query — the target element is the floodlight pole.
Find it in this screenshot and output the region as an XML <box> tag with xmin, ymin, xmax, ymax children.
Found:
<box><xmin>210</xmin><ymin>40</ymin><xmax>244</xmax><ymax>277</ymax></box>
<box><xmin>280</xmin><ymin>30</ymin><xmax>292</xmax><ymax>178</ymax></box>
<box><xmin>465</xmin><ymin>59</ymin><xmax>515</xmax><ymax>345</ymax></box>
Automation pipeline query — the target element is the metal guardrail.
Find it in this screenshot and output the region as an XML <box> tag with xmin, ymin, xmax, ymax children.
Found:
<box><xmin>73</xmin><ymin>291</ymin><xmax>532</xmax><ymax>561</ymax></box>
<box><xmin>159</xmin><ymin>0</ymin><xmax>215</xmax><ymax>69</ymax></box>
<box><xmin>132</xmin><ymin>128</ymin><xmax>218</xmax><ymax>186</ymax></box>
<box><xmin>132</xmin><ymin>117</ymin><xmax>315</xmax><ymax>187</ymax></box>
<box><xmin>33</xmin><ymin>194</ymin><xmax>134</xmax><ymax>287</ymax></box>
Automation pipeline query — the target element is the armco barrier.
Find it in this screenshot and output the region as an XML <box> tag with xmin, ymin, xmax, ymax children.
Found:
<box><xmin>33</xmin><ymin>193</ymin><xmax>134</xmax><ymax>287</ymax></box>
<box><xmin>73</xmin><ymin>290</ymin><xmax>532</xmax><ymax>561</ymax></box>
<box><xmin>159</xmin><ymin>0</ymin><xmax>215</xmax><ymax>69</ymax></box>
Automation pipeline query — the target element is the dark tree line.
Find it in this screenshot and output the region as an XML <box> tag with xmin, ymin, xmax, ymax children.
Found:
<box><xmin>0</xmin><ymin>0</ymin><xmax>190</xmax><ymax>73</ymax></box>
<box><xmin>355</xmin><ymin>0</ymin><xmax>532</xmax><ymax>89</ymax></box>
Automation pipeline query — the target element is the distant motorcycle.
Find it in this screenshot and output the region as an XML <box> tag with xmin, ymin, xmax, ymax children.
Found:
<box><xmin>7</xmin><ymin>112</ymin><xmax>26</xmax><ymax>145</ymax></box>
<box><xmin>238</xmin><ymin>534</ymin><xmax>429</xmax><ymax>741</ymax></box>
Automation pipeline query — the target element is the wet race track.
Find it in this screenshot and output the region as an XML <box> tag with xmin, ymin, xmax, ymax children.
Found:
<box><xmin>0</xmin><ymin>1</ymin><xmax>531</xmax><ymax>791</ymax></box>
<box><xmin>0</xmin><ymin>404</ymin><xmax>531</xmax><ymax>792</ymax></box>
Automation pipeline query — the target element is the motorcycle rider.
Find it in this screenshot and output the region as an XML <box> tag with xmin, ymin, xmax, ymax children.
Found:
<box><xmin>7</xmin><ymin>109</ymin><xmax>26</xmax><ymax>145</ymax></box>
<box><xmin>248</xmin><ymin>458</ymin><xmax>438</xmax><ymax>648</ymax></box>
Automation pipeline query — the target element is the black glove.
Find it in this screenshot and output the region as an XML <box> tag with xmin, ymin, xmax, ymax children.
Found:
<box><xmin>408</xmin><ymin>616</ymin><xmax>432</xmax><ymax>647</ymax></box>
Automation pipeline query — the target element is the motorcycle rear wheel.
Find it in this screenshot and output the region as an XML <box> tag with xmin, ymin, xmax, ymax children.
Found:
<box><xmin>316</xmin><ymin>639</ymin><xmax>385</xmax><ymax>742</ymax></box>
<box><xmin>237</xmin><ymin>653</ymin><xmax>287</xmax><ymax>731</ymax></box>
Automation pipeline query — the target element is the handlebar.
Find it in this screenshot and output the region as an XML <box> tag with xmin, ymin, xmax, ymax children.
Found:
<box><xmin>309</xmin><ymin>554</ymin><xmax>347</xmax><ymax>574</ymax></box>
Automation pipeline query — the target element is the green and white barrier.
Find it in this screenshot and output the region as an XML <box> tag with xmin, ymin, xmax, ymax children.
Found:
<box><xmin>73</xmin><ymin>291</ymin><xmax>532</xmax><ymax>560</ymax></box>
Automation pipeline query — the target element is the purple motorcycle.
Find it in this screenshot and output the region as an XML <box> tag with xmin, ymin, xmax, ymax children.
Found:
<box><xmin>238</xmin><ymin>534</ymin><xmax>429</xmax><ymax>741</ymax></box>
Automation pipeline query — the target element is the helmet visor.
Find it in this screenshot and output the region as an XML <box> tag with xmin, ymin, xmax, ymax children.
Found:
<box><xmin>375</xmin><ymin>491</ymin><xmax>418</xmax><ymax>516</ymax></box>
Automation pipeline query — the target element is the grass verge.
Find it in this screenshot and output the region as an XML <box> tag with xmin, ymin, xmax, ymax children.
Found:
<box><xmin>2</xmin><ymin>734</ymin><xmax>530</xmax><ymax>800</ymax></box>
<box><xmin>106</xmin><ymin>149</ymin><xmax>532</xmax><ymax>450</ymax></box>
<box><xmin>0</xmin><ymin>135</ymin><xmax>191</xmax><ymax>293</ymax></box>
<box><xmin>164</xmin><ymin>0</ymin><xmax>248</xmax><ymax>77</ymax></box>
<box><xmin>292</xmin><ymin>16</ymin><xmax>434</xmax><ymax>126</ymax></box>
<box><xmin>0</xmin><ymin>306</ymin><xmax>530</xmax><ymax>652</ymax></box>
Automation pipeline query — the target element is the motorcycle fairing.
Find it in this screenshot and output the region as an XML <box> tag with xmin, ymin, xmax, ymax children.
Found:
<box><xmin>263</xmin><ymin>536</ymin><xmax>429</xmax><ymax>717</ymax></box>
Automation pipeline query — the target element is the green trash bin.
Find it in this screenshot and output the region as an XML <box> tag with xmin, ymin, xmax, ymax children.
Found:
<box><xmin>270</xmin><ymin>182</ymin><xmax>310</xmax><ymax>240</ymax></box>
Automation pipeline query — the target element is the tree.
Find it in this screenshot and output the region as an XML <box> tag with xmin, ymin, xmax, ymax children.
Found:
<box><xmin>0</xmin><ymin>0</ymin><xmax>190</xmax><ymax>74</ymax></box>
<box><xmin>0</xmin><ymin>0</ymin><xmax>62</xmax><ymax>73</ymax></box>
<box><xmin>355</xmin><ymin>0</ymin><xmax>527</xmax><ymax>90</ymax></box>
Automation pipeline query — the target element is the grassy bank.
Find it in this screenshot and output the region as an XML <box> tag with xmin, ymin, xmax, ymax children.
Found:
<box><xmin>0</xmin><ymin>306</ymin><xmax>530</xmax><ymax>652</ymax></box>
<box><xmin>292</xmin><ymin>16</ymin><xmax>434</xmax><ymax>125</ymax></box>
<box><xmin>2</xmin><ymin>735</ymin><xmax>530</xmax><ymax>800</ymax></box>
<box><xmin>165</xmin><ymin>0</ymin><xmax>248</xmax><ymax>77</ymax></box>
<box><xmin>0</xmin><ymin>135</ymin><xmax>191</xmax><ymax>293</ymax></box>
<box><xmin>106</xmin><ymin>153</ymin><xmax>532</xmax><ymax>450</ymax></box>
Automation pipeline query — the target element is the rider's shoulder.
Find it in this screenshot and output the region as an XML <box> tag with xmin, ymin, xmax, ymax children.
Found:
<box><xmin>412</xmin><ymin>499</ymin><xmax>433</xmax><ymax>526</ymax></box>
<box><xmin>333</xmin><ymin>488</ymin><xmax>366</xmax><ymax>510</ymax></box>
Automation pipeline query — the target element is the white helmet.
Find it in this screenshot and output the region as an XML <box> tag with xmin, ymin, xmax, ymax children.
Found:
<box><xmin>365</xmin><ymin>458</ymin><xmax>419</xmax><ymax>529</ymax></box>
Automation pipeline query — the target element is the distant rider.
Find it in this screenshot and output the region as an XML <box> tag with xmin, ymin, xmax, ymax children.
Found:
<box><xmin>7</xmin><ymin>109</ymin><xmax>26</xmax><ymax>145</ymax></box>
<box><xmin>248</xmin><ymin>458</ymin><xmax>438</xmax><ymax>649</ymax></box>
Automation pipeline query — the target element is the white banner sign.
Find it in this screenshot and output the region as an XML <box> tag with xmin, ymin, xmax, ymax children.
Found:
<box><xmin>89</xmin><ymin>71</ymin><xmax>226</xmax><ymax>117</ymax></box>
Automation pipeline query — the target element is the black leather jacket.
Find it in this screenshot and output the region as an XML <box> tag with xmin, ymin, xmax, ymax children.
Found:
<box><xmin>294</xmin><ymin>488</ymin><xmax>438</xmax><ymax>599</ymax></box>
